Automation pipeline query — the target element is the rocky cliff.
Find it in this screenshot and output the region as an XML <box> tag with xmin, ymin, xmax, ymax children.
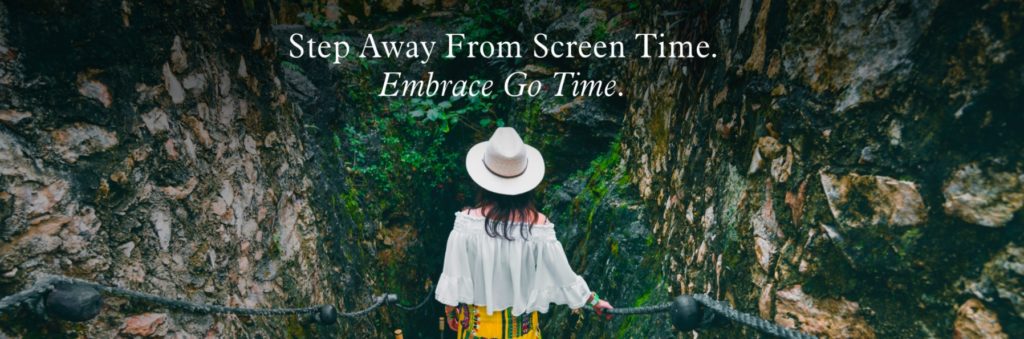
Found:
<box><xmin>0</xmin><ymin>0</ymin><xmax>349</xmax><ymax>337</ymax></box>
<box><xmin>617</xmin><ymin>0</ymin><xmax>1023</xmax><ymax>337</ymax></box>
<box><xmin>1</xmin><ymin>0</ymin><xmax>1022</xmax><ymax>338</ymax></box>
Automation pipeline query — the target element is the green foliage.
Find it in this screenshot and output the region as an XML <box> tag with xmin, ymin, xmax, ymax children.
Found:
<box><xmin>448</xmin><ymin>5</ymin><xmax>518</xmax><ymax>57</ymax></box>
<box><xmin>298</xmin><ymin>10</ymin><xmax>339</xmax><ymax>33</ymax></box>
<box><xmin>592</xmin><ymin>21</ymin><xmax>609</xmax><ymax>41</ymax></box>
<box><xmin>338</xmin><ymin>94</ymin><xmax>497</xmax><ymax>209</ymax></box>
<box><xmin>280</xmin><ymin>60</ymin><xmax>303</xmax><ymax>73</ymax></box>
<box><xmin>391</xmin><ymin>94</ymin><xmax>494</xmax><ymax>133</ymax></box>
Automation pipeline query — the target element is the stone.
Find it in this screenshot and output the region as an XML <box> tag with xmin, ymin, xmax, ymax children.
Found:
<box><xmin>942</xmin><ymin>163</ymin><xmax>1024</xmax><ymax>227</ymax></box>
<box><xmin>381</xmin><ymin>0</ymin><xmax>402</xmax><ymax>12</ymax></box>
<box><xmin>121</xmin><ymin>313</ymin><xmax>168</xmax><ymax>337</ymax></box>
<box><xmin>77</xmin><ymin>78</ymin><xmax>113</xmax><ymax>108</ymax></box>
<box><xmin>752</xmin><ymin>182</ymin><xmax>782</xmax><ymax>271</ymax></box>
<box><xmin>748</xmin><ymin>148</ymin><xmax>764</xmax><ymax>174</ymax></box>
<box><xmin>770</xmin><ymin>146</ymin><xmax>793</xmax><ymax>183</ymax></box>
<box><xmin>49</xmin><ymin>123</ymin><xmax>118</xmax><ymax>163</ymax></box>
<box><xmin>738</xmin><ymin>0</ymin><xmax>754</xmax><ymax>35</ymax></box>
<box><xmin>163</xmin><ymin>139</ymin><xmax>179</xmax><ymax>160</ymax></box>
<box><xmin>0</xmin><ymin>109</ymin><xmax>31</xmax><ymax>126</ymax></box>
<box><xmin>243</xmin><ymin>135</ymin><xmax>257</xmax><ymax>155</ymax></box>
<box><xmin>142</xmin><ymin>108</ymin><xmax>171</xmax><ymax>136</ymax></box>
<box><xmin>25</xmin><ymin>180</ymin><xmax>68</xmax><ymax>216</ymax></box>
<box><xmin>758</xmin><ymin>283</ymin><xmax>774</xmax><ymax>319</ymax></box>
<box><xmin>281</xmin><ymin>66</ymin><xmax>317</xmax><ymax>105</ymax></box>
<box><xmin>757</xmin><ymin>136</ymin><xmax>783</xmax><ymax>158</ymax></box>
<box><xmin>743</xmin><ymin>0</ymin><xmax>771</xmax><ymax>71</ymax></box>
<box><xmin>546</xmin><ymin>8</ymin><xmax>608</xmax><ymax>41</ymax></box>
<box><xmin>277</xmin><ymin>194</ymin><xmax>301</xmax><ymax>260</ymax></box>
<box><xmin>170</xmin><ymin>36</ymin><xmax>188</xmax><ymax>73</ymax></box>
<box><xmin>819</xmin><ymin>172</ymin><xmax>927</xmax><ymax>268</ymax></box>
<box><xmin>160</xmin><ymin>177</ymin><xmax>198</xmax><ymax>200</ymax></box>
<box><xmin>954</xmin><ymin>299</ymin><xmax>1007</xmax><ymax>339</ymax></box>
<box><xmin>163</xmin><ymin>63</ymin><xmax>185</xmax><ymax>104</ymax></box>
<box><xmin>0</xmin><ymin>192</ymin><xmax>11</xmax><ymax>224</ymax></box>
<box><xmin>151</xmin><ymin>208</ymin><xmax>172</xmax><ymax>251</ymax></box>
<box><xmin>237</xmin><ymin>56</ymin><xmax>248</xmax><ymax>78</ymax></box>
<box><xmin>774</xmin><ymin>285</ymin><xmax>875</xmax><ymax>338</ymax></box>
<box><xmin>2</xmin><ymin>214</ymin><xmax>67</xmax><ymax>256</ymax></box>
<box><xmin>118</xmin><ymin>241</ymin><xmax>135</xmax><ymax>257</ymax></box>
<box><xmin>785</xmin><ymin>180</ymin><xmax>808</xmax><ymax>227</ymax></box>
<box><xmin>521</xmin><ymin>64</ymin><xmax>554</xmax><ymax>76</ymax></box>
<box><xmin>820</xmin><ymin>172</ymin><xmax>926</xmax><ymax>229</ymax></box>
<box><xmin>523</xmin><ymin>0</ymin><xmax>563</xmax><ymax>25</ymax></box>
<box><xmin>182</xmin><ymin>73</ymin><xmax>206</xmax><ymax>92</ymax></box>
<box><xmin>182</xmin><ymin>116</ymin><xmax>212</xmax><ymax>148</ymax></box>
<box><xmin>970</xmin><ymin>243</ymin><xmax>1024</xmax><ymax>319</ymax></box>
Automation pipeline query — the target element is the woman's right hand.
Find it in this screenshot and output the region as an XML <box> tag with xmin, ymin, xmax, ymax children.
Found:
<box><xmin>445</xmin><ymin>305</ymin><xmax>459</xmax><ymax>331</ymax></box>
<box><xmin>593</xmin><ymin>300</ymin><xmax>614</xmax><ymax>320</ymax></box>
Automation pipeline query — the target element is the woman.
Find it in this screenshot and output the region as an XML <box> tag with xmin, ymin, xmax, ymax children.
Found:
<box><xmin>435</xmin><ymin>127</ymin><xmax>613</xmax><ymax>338</ymax></box>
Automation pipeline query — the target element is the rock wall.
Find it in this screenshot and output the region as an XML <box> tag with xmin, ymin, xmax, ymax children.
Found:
<box><xmin>620</xmin><ymin>0</ymin><xmax>1023</xmax><ymax>337</ymax></box>
<box><xmin>3</xmin><ymin>0</ymin><xmax>1021</xmax><ymax>337</ymax></box>
<box><xmin>0</xmin><ymin>0</ymin><xmax>346</xmax><ymax>336</ymax></box>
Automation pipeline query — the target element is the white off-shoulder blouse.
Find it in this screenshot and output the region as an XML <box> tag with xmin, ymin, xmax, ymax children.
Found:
<box><xmin>434</xmin><ymin>211</ymin><xmax>592</xmax><ymax>316</ymax></box>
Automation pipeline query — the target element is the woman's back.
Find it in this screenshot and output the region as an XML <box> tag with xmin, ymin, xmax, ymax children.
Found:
<box><xmin>436</xmin><ymin>211</ymin><xmax>591</xmax><ymax>316</ymax></box>
<box><xmin>435</xmin><ymin>127</ymin><xmax>611</xmax><ymax>338</ymax></box>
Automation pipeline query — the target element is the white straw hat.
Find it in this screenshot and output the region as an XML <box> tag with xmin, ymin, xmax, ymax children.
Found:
<box><xmin>465</xmin><ymin>127</ymin><xmax>545</xmax><ymax>195</ymax></box>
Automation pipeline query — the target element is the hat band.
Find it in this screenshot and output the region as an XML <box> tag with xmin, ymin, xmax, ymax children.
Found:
<box><xmin>482</xmin><ymin>158</ymin><xmax>528</xmax><ymax>178</ymax></box>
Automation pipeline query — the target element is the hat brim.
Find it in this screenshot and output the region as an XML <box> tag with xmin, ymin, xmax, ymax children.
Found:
<box><xmin>465</xmin><ymin>141</ymin><xmax>545</xmax><ymax>196</ymax></box>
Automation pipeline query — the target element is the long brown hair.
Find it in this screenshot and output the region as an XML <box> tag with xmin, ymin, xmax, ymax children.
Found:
<box><xmin>473</xmin><ymin>187</ymin><xmax>539</xmax><ymax>240</ymax></box>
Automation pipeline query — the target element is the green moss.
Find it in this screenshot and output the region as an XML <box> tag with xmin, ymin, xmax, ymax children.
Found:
<box><xmin>284</xmin><ymin>315</ymin><xmax>306</xmax><ymax>338</ymax></box>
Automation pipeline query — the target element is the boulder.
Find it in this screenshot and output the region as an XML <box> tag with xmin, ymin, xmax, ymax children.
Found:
<box><xmin>0</xmin><ymin>109</ymin><xmax>31</xmax><ymax>126</ymax></box>
<box><xmin>120</xmin><ymin>313</ymin><xmax>168</xmax><ymax>337</ymax></box>
<box><xmin>774</xmin><ymin>285</ymin><xmax>875</xmax><ymax>338</ymax></box>
<box><xmin>953</xmin><ymin>299</ymin><xmax>1007</xmax><ymax>339</ymax></box>
<box><xmin>943</xmin><ymin>163</ymin><xmax>1024</xmax><ymax>227</ymax></box>
<box><xmin>49</xmin><ymin>123</ymin><xmax>118</xmax><ymax>163</ymax></box>
<box><xmin>818</xmin><ymin>172</ymin><xmax>927</xmax><ymax>269</ymax></box>
<box><xmin>820</xmin><ymin>172</ymin><xmax>927</xmax><ymax>229</ymax></box>
<box><xmin>969</xmin><ymin>243</ymin><xmax>1024</xmax><ymax>320</ymax></box>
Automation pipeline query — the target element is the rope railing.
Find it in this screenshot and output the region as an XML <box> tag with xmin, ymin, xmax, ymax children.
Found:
<box><xmin>0</xmin><ymin>273</ymin><xmax>817</xmax><ymax>338</ymax></box>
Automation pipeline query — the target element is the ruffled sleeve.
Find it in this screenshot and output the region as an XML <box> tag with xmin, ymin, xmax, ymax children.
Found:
<box><xmin>434</xmin><ymin>212</ymin><xmax>592</xmax><ymax>315</ymax></box>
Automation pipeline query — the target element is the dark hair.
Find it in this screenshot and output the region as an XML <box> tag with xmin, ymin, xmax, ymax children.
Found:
<box><xmin>473</xmin><ymin>187</ymin><xmax>539</xmax><ymax>240</ymax></box>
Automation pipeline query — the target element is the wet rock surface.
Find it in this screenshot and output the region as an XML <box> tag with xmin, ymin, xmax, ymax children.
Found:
<box><xmin>955</xmin><ymin>298</ymin><xmax>1008</xmax><ymax>339</ymax></box>
<box><xmin>1</xmin><ymin>0</ymin><xmax>1022</xmax><ymax>337</ymax></box>
<box><xmin>774</xmin><ymin>285</ymin><xmax>875</xmax><ymax>338</ymax></box>
<box><xmin>943</xmin><ymin>163</ymin><xmax>1024</xmax><ymax>227</ymax></box>
<box><xmin>617</xmin><ymin>0</ymin><xmax>1024</xmax><ymax>337</ymax></box>
<box><xmin>0</xmin><ymin>0</ymin><xmax>342</xmax><ymax>337</ymax></box>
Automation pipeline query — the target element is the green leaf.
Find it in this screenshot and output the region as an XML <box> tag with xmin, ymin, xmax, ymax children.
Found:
<box><xmin>480</xmin><ymin>118</ymin><xmax>492</xmax><ymax>127</ymax></box>
<box><xmin>410</xmin><ymin>109</ymin><xmax>424</xmax><ymax>118</ymax></box>
<box><xmin>496</xmin><ymin>119</ymin><xmax>505</xmax><ymax>127</ymax></box>
<box><xmin>426</xmin><ymin>108</ymin><xmax>441</xmax><ymax>121</ymax></box>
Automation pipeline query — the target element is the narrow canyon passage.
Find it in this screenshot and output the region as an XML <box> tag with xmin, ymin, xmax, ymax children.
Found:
<box><xmin>1</xmin><ymin>0</ymin><xmax>1022</xmax><ymax>338</ymax></box>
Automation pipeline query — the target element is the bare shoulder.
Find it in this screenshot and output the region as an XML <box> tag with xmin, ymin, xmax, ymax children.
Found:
<box><xmin>461</xmin><ymin>207</ymin><xmax>484</xmax><ymax>217</ymax></box>
<box><xmin>535</xmin><ymin>212</ymin><xmax>550</xmax><ymax>225</ymax></box>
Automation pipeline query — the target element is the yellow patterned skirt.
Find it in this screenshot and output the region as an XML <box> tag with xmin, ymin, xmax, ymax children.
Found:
<box><xmin>454</xmin><ymin>304</ymin><xmax>541</xmax><ymax>339</ymax></box>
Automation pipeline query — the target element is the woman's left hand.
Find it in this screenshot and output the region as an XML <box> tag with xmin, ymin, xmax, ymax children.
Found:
<box><xmin>593</xmin><ymin>300</ymin><xmax>614</xmax><ymax>320</ymax></box>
